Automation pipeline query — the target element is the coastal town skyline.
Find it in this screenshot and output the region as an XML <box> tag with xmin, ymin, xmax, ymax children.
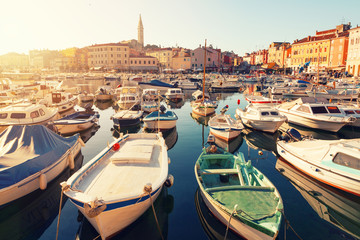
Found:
<box><xmin>2</xmin><ymin>0</ymin><xmax>360</xmax><ymax>56</ymax></box>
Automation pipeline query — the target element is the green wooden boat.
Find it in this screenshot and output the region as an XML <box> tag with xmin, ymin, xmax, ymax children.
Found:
<box><xmin>194</xmin><ymin>148</ymin><xmax>283</xmax><ymax>240</ymax></box>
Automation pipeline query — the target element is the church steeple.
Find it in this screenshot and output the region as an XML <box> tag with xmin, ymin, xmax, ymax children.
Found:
<box><xmin>138</xmin><ymin>14</ymin><xmax>144</xmax><ymax>48</ymax></box>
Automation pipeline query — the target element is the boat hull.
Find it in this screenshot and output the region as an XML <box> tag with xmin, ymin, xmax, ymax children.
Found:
<box><xmin>95</xmin><ymin>94</ymin><xmax>113</xmax><ymax>102</ymax></box>
<box><xmin>209</xmin><ymin>127</ymin><xmax>241</xmax><ymax>141</ymax></box>
<box><xmin>55</xmin><ymin>121</ymin><xmax>95</xmax><ymax>135</ymax></box>
<box><xmin>199</xmin><ymin>186</ymin><xmax>276</xmax><ymax>240</ymax></box>
<box><xmin>241</xmin><ymin>118</ymin><xmax>285</xmax><ymax>133</ymax></box>
<box><xmin>277</xmin><ymin>142</ymin><xmax>360</xmax><ymax>196</ymax></box>
<box><xmin>112</xmin><ymin>118</ymin><xmax>141</xmax><ymax>127</ymax></box>
<box><xmin>143</xmin><ymin>120</ymin><xmax>176</xmax><ymax>130</ymax></box>
<box><xmin>278</xmin><ymin>111</ymin><xmax>347</xmax><ymax>132</ymax></box>
<box><xmin>72</xmin><ymin>186</ymin><xmax>162</xmax><ymax>239</ymax></box>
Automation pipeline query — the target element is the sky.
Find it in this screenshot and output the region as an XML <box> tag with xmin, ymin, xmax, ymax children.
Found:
<box><xmin>1</xmin><ymin>0</ymin><xmax>360</xmax><ymax>56</ymax></box>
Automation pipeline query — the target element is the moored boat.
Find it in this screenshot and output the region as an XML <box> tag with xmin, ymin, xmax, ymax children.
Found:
<box><xmin>53</xmin><ymin>110</ymin><xmax>100</xmax><ymax>135</ymax></box>
<box><xmin>236</xmin><ymin>104</ymin><xmax>287</xmax><ymax>133</ymax></box>
<box><xmin>61</xmin><ymin>132</ymin><xmax>170</xmax><ymax>239</ymax></box>
<box><xmin>277</xmin><ymin>136</ymin><xmax>360</xmax><ymax>196</ymax></box>
<box><xmin>0</xmin><ymin>125</ymin><xmax>83</xmax><ymax>206</ymax></box>
<box><xmin>143</xmin><ymin>105</ymin><xmax>178</xmax><ymax>130</ymax></box>
<box><xmin>194</xmin><ymin>148</ymin><xmax>283</xmax><ymax>240</ymax></box>
<box><xmin>276</xmin><ymin>97</ymin><xmax>355</xmax><ymax>132</ymax></box>
<box><xmin>0</xmin><ymin>102</ymin><xmax>59</xmax><ymax>133</ymax></box>
<box><xmin>208</xmin><ymin>106</ymin><xmax>243</xmax><ymax>141</ymax></box>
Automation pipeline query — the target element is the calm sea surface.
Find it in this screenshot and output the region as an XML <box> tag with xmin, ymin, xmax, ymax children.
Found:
<box><xmin>1</xmin><ymin>78</ymin><xmax>359</xmax><ymax>240</ymax></box>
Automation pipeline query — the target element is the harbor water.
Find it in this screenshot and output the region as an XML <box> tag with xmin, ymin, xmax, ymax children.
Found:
<box><xmin>1</xmin><ymin>78</ymin><xmax>359</xmax><ymax>240</ymax></box>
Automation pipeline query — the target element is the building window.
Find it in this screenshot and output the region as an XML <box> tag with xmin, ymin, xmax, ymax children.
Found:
<box><xmin>153</xmin><ymin>61</ymin><xmax>155</xmax><ymax>64</ymax></box>
<box><xmin>148</xmin><ymin>61</ymin><xmax>150</xmax><ymax>64</ymax></box>
<box><xmin>131</xmin><ymin>60</ymin><xmax>133</xmax><ymax>64</ymax></box>
<box><xmin>135</xmin><ymin>60</ymin><xmax>137</xmax><ymax>64</ymax></box>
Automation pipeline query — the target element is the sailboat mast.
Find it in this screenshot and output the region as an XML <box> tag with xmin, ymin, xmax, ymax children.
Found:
<box><xmin>203</xmin><ymin>39</ymin><xmax>207</xmax><ymax>102</ymax></box>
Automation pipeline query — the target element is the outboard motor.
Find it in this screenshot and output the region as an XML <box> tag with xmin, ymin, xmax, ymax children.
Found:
<box><xmin>220</xmin><ymin>105</ymin><xmax>229</xmax><ymax>114</ymax></box>
<box><xmin>280</xmin><ymin>128</ymin><xmax>302</xmax><ymax>142</ymax></box>
<box><xmin>160</xmin><ymin>105</ymin><xmax>166</xmax><ymax>113</ymax></box>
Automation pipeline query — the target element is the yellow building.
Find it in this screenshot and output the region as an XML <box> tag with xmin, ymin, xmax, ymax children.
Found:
<box><xmin>291</xmin><ymin>24</ymin><xmax>351</xmax><ymax>73</ymax></box>
<box><xmin>146</xmin><ymin>48</ymin><xmax>173</xmax><ymax>70</ymax></box>
<box><xmin>268</xmin><ymin>42</ymin><xmax>290</xmax><ymax>67</ymax></box>
<box><xmin>172</xmin><ymin>49</ymin><xmax>191</xmax><ymax>70</ymax></box>
<box><xmin>88</xmin><ymin>43</ymin><xmax>129</xmax><ymax>70</ymax></box>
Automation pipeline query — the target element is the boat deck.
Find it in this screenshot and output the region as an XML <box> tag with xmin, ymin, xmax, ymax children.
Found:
<box><xmin>76</xmin><ymin>137</ymin><xmax>162</xmax><ymax>200</ymax></box>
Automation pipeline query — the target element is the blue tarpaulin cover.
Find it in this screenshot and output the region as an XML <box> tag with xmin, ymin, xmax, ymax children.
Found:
<box><xmin>138</xmin><ymin>80</ymin><xmax>175</xmax><ymax>88</ymax></box>
<box><xmin>0</xmin><ymin>125</ymin><xmax>79</xmax><ymax>189</ymax></box>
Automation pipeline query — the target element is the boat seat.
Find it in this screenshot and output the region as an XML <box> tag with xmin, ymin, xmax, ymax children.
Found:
<box><xmin>200</xmin><ymin>169</ymin><xmax>238</xmax><ymax>175</ymax></box>
<box><xmin>110</xmin><ymin>145</ymin><xmax>153</xmax><ymax>164</ymax></box>
<box><xmin>205</xmin><ymin>185</ymin><xmax>275</xmax><ymax>192</ymax></box>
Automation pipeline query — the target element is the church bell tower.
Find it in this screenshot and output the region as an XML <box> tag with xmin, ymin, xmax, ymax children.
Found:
<box><xmin>138</xmin><ymin>14</ymin><xmax>144</xmax><ymax>48</ymax></box>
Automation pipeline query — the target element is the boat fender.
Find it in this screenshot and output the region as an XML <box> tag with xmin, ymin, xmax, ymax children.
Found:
<box><xmin>168</xmin><ymin>157</ymin><xmax>171</xmax><ymax>164</ymax></box>
<box><xmin>113</xmin><ymin>142</ymin><xmax>120</xmax><ymax>151</ymax></box>
<box><xmin>258</xmin><ymin>150</ymin><xmax>263</xmax><ymax>156</ymax></box>
<box><xmin>84</xmin><ymin>200</ymin><xmax>107</xmax><ymax>218</ymax></box>
<box><xmin>39</xmin><ymin>173</ymin><xmax>47</xmax><ymax>190</ymax></box>
<box><xmin>164</xmin><ymin>174</ymin><xmax>174</xmax><ymax>188</ymax></box>
<box><xmin>68</xmin><ymin>152</ymin><xmax>75</xmax><ymax>169</ymax></box>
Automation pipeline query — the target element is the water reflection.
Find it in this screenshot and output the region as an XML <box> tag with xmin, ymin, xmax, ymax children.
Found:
<box><xmin>143</xmin><ymin>127</ymin><xmax>178</xmax><ymax>150</ymax></box>
<box><xmin>190</xmin><ymin>112</ymin><xmax>214</xmax><ymax>126</ymax></box>
<box><xmin>276</xmin><ymin>158</ymin><xmax>360</xmax><ymax>239</ymax></box>
<box><xmin>95</xmin><ymin>100</ymin><xmax>114</xmax><ymax>110</ymax></box>
<box><xmin>80</xmin><ymin>124</ymin><xmax>100</xmax><ymax>143</ymax></box>
<box><xmin>75</xmin><ymin>188</ymin><xmax>174</xmax><ymax>240</ymax></box>
<box><xmin>165</xmin><ymin>99</ymin><xmax>184</xmax><ymax>109</ymax></box>
<box><xmin>213</xmin><ymin>134</ymin><xmax>243</xmax><ymax>153</ymax></box>
<box><xmin>0</xmin><ymin>152</ymin><xmax>84</xmax><ymax>240</ymax></box>
<box><xmin>242</xmin><ymin>128</ymin><xmax>279</xmax><ymax>152</ymax></box>
<box><xmin>194</xmin><ymin>189</ymin><xmax>243</xmax><ymax>240</ymax></box>
<box><xmin>278</xmin><ymin>122</ymin><xmax>339</xmax><ymax>140</ymax></box>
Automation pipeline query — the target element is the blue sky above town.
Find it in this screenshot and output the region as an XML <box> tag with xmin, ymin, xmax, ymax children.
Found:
<box><xmin>1</xmin><ymin>0</ymin><xmax>360</xmax><ymax>55</ymax></box>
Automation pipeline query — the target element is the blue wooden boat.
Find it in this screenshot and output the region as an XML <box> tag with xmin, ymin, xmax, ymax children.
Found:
<box><xmin>143</xmin><ymin>106</ymin><xmax>178</xmax><ymax>130</ymax></box>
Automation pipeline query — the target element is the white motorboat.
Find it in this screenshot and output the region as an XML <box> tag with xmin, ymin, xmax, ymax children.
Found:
<box><xmin>245</xmin><ymin>95</ymin><xmax>283</xmax><ymax>105</ymax></box>
<box><xmin>164</xmin><ymin>88</ymin><xmax>184</xmax><ymax>102</ymax></box>
<box><xmin>141</xmin><ymin>89</ymin><xmax>160</xmax><ymax>113</ymax></box>
<box><xmin>236</xmin><ymin>104</ymin><xmax>287</xmax><ymax>133</ymax></box>
<box><xmin>0</xmin><ymin>125</ymin><xmax>83</xmax><ymax>206</ymax></box>
<box><xmin>0</xmin><ymin>102</ymin><xmax>59</xmax><ymax>133</ymax></box>
<box><xmin>276</xmin><ymin>97</ymin><xmax>355</xmax><ymax>132</ymax></box>
<box><xmin>116</xmin><ymin>86</ymin><xmax>141</xmax><ymax>110</ymax></box>
<box><xmin>276</xmin><ymin>158</ymin><xmax>360</xmax><ymax>239</ymax></box>
<box><xmin>39</xmin><ymin>91</ymin><xmax>77</xmax><ymax>113</ymax></box>
<box><xmin>208</xmin><ymin>106</ymin><xmax>244</xmax><ymax>141</ymax></box>
<box><xmin>277</xmin><ymin>134</ymin><xmax>360</xmax><ymax>197</ymax></box>
<box><xmin>62</xmin><ymin>132</ymin><xmax>170</xmax><ymax>239</ymax></box>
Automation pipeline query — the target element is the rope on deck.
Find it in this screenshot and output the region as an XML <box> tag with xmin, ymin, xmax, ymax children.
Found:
<box><xmin>224</xmin><ymin>204</ymin><xmax>238</xmax><ymax>240</ymax></box>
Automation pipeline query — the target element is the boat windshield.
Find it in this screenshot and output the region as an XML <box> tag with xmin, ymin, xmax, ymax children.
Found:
<box><xmin>333</xmin><ymin>152</ymin><xmax>360</xmax><ymax>170</ymax></box>
<box><xmin>311</xmin><ymin>106</ymin><xmax>328</xmax><ymax>114</ymax></box>
<box><xmin>326</xmin><ymin>106</ymin><xmax>341</xmax><ymax>114</ymax></box>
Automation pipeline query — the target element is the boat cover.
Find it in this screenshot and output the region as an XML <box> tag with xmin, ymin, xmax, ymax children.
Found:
<box><xmin>138</xmin><ymin>80</ymin><xmax>174</xmax><ymax>88</ymax></box>
<box><xmin>143</xmin><ymin>110</ymin><xmax>178</xmax><ymax>121</ymax></box>
<box><xmin>0</xmin><ymin>125</ymin><xmax>79</xmax><ymax>189</ymax></box>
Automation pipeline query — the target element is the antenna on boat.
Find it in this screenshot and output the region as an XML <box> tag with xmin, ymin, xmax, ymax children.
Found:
<box><xmin>202</xmin><ymin>39</ymin><xmax>207</xmax><ymax>103</ymax></box>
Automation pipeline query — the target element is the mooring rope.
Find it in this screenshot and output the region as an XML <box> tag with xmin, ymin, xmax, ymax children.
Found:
<box><xmin>55</xmin><ymin>190</ymin><xmax>64</xmax><ymax>240</ymax></box>
<box><xmin>224</xmin><ymin>204</ymin><xmax>238</xmax><ymax>240</ymax></box>
<box><xmin>147</xmin><ymin>191</ymin><xmax>164</xmax><ymax>240</ymax></box>
<box><xmin>281</xmin><ymin>209</ymin><xmax>303</xmax><ymax>240</ymax></box>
